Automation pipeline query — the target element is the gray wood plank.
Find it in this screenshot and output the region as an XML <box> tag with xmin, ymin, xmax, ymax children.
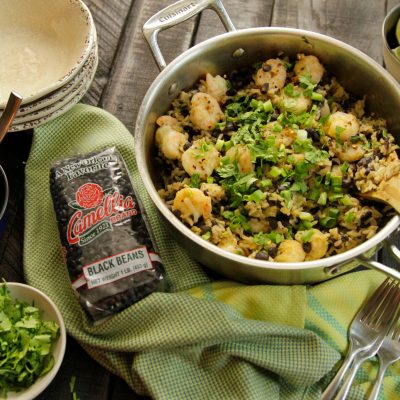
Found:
<box><xmin>272</xmin><ymin>0</ymin><xmax>386</xmax><ymax>63</ymax></box>
<box><xmin>195</xmin><ymin>0</ymin><xmax>274</xmax><ymax>43</ymax></box>
<box><xmin>99</xmin><ymin>0</ymin><xmax>198</xmax><ymax>132</ymax></box>
<box><xmin>82</xmin><ymin>0</ymin><xmax>133</xmax><ymax>106</ymax></box>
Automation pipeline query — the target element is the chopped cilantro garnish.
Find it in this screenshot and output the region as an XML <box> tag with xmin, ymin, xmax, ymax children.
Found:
<box><xmin>0</xmin><ymin>284</ymin><xmax>60</xmax><ymax>395</ymax></box>
<box><xmin>254</xmin><ymin>232</ymin><xmax>284</xmax><ymax>245</ymax></box>
<box><xmin>243</xmin><ymin>189</ymin><xmax>266</xmax><ymax>203</ymax></box>
<box><xmin>190</xmin><ymin>173</ymin><xmax>201</xmax><ymax>188</ymax></box>
<box><xmin>222</xmin><ymin>210</ymin><xmax>251</xmax><ymax>231</ymax></box>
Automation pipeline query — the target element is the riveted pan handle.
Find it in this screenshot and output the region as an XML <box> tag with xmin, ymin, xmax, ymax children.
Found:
<box><xmin>358</xmin><ymin>227</ymin><xmax>400</xmax><ymax>280</ymax></box>
<box><xmin>325</xmin><ymin>227</ymin><xmax>400</xmax><ymax>281</ymax></box>
<box><xmin>143</xmin><ymin>0</ymin><xmax>236</xmax><ymax>70</ymax></box>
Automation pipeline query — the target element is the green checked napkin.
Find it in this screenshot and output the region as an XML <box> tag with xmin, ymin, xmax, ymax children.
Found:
<box><xmin>23</xmin><ymin>104</ymin><xmax>399</xmax><ymax>399</ymax></box>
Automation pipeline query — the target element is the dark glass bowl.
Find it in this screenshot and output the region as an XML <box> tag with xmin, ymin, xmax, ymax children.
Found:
<box><xmin>0</xmin><ymin>165</ymin><xmax>8</xmax><ymax>221</ymax></box>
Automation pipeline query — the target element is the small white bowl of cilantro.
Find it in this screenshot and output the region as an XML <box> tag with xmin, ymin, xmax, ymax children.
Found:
<box><xmin>0</xmin><ymin>282</ymin><xmax>66</xmax><ymax>399</ymax></box>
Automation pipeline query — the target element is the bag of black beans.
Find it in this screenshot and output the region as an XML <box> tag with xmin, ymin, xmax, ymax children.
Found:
<box><xmin>50</xmin><ymin>147</ymin><xmax>165</xmax><ymax>321</ymax></box>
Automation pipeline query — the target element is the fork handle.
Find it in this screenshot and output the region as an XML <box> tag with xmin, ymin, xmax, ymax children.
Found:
<box><xmin>368</xmin><ymin>363</ymin><xmax>389</xmax><ymax>400</ymax></box>
<box><xmin>320</xmin><ymin>352</ymin><xmax>356</xmax><ymax>400</ymax></box>
<box><xmin>334</xmin><ymin>356</ymin><xmax>364</xmax><ymax>399</ymax></box>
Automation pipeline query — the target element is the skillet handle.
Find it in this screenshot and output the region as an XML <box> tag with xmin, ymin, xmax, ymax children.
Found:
<box><xmin>356</xmin><ymin>228</ymin><xmax>400</xmax><ymax>280</ymax></box>
<box><xmin>143</xmin><ymin>0</ymin><xmax>236</xmax><ymax>70</ymax></box>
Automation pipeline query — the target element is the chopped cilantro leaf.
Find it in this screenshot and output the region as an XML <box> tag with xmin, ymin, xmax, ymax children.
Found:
<box><xmin>0</xmin><ymin>284</ymin><xmax>60</xmax><ymax>395</ymax></box>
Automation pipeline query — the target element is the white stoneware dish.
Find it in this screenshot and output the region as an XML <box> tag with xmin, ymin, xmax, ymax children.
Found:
<box><xmin>9</xmin><ymin>53</ymin><xmax>98</xmax><ymax>132</ymax></box>
<box><xmin>13</xmin><ymin>43</ymin><xmax>98</xmax><ymax>124</ymax></box>
<box><xmin>0</xmin><ymin>0</ymin><xmax>95</xmax><ymax>107</ymax></box>
<box><xmin>0</xmin><ymin>282</ymin><xmax>66</xmax><ymax>400</ymax></box>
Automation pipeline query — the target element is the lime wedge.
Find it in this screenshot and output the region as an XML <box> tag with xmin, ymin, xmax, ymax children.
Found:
<box><xmin>396</xmin><ymin>17</ymin><xmax>400</xmax><ymax>45</ymax></box>
<box><xmin>393</xmin><ymin>46</ymin><xmax>400</xmax><ymax>60</ymax></box>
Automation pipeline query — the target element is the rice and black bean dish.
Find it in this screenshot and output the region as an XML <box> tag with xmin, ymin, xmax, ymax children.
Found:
<box><xmin>154</xmin><ymin>53</ymin><xmax>400</xmax><ymax>262</ymax></box>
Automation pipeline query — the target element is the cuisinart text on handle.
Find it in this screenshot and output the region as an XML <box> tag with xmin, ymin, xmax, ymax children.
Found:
<box><xmin>159</xmin><ymin>2</ymin><xmax>198</xmax><ymax>22</ymax></box>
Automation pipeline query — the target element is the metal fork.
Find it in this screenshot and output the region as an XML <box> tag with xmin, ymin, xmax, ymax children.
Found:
<box><xmin>333</xmin><ymin>280</ymin><xmax>400</xmax><ymax>399</ymax></box>
<box><xmin>368</xmin><ymin>303</ymin><xmax>400</xmax><ymax>400</ymax></box>
<box><xmin>321</xmin><ymin>278</ymin><xmax>400</xmax><ymax>400</ymax></box>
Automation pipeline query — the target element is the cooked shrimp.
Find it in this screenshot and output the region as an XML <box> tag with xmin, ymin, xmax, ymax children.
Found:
<box><xmin>336</xmin><ymin>143</ymin><xmax>365</xmax><ymax>162</ymax></box>
<box><xmin>181</xmin><ymin>139</ymin><xmax>220</xmax><ymax>179</ymax></box>
<box><xmin>172</xmin><ymin>187</ymin><xmax>212</xmax><ymax>225</ymax></box>
<box><xmin>277</xmin><ymin>86</ymin><xmax>312</xmax><ymax>115</ymax></box>
<box><xmin>205</xmin><ymin>73</ymin><xmax>228</xmax><ymax>104</ymax></box>
<box><xmin>190</xmin><ymin>92</ymin><xmax>224</xmax><ymax>131</ymax></box>
<box><xmin>295</xmin><ymin>229</ymin><xmax>328</xmax><ymax>261</ymax></box>
<box><xmin>254</xmin><ymin>59</ymin><xmax>287</xmax><ymax>94</ymax></box>
<box><xmin>264</xmin><ymin>123</ymin><xmax>297</xmax><ymax>147</ymax></box>
<box><xmin>323</xmin><ymin>111</ymin><xmax>360</xmax><ymax>141</ymax></box>
<box><xmin>294</xmin><ymin>54</ymin><xmax>325</xmax><ymax>84</ymax></box>
<box><xmin>155</xmin><ymin>125</ymin><xmax>188</xmax><ymax>160</ymax></box>
<box><xmin>156</xmin><ymin>115</ymin><xmax>183</xmax><ymax>132</ymax></box>
<box><xmin>225</xmin><ymin>144</ymin><xmax>254</xmax><ymax>174</ymax></box>
<box><xmin>274</xmin><ymin>240</ymin><xmax>306</xmax><ymax>262</ymax></box>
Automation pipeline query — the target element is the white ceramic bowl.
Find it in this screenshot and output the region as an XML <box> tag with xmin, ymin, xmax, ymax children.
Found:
<box><xmin>0</xmin><ymin>282</ymin><xmax>66</xmax><ymax>400</ymax></box>
<box><xmin>13</xmin><ymin>41</ymin><xmax>98</xmax><ymax>124</ymax></box>
<box><xmin>382</xmin><ymin>4</ymin><xmax>400</xmax><ymax>82</ymax></box>
<box><xmin>9</xmin><ymin>50</ymin><xmax>98</xmax><ymax>132</ymax></box>
<box><xmin>0</xmin><ymin>0</ymin><xmax>95</xmax><ymax>107</ymax></box>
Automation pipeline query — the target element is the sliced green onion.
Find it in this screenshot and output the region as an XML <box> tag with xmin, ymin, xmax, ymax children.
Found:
<box><xmin>262</xmin><ymin>100</ymin><xmax>273</xmax><ymax>113</ymax></box>
<box><xmin>311</xmin><ymin>92</ymin><xmax>324</xmax><ymax>101</ymax></box>
<box><xmin>270</xmin><ymin>166</ymin><xmax>283</xmax><ymax>178</ymax></box>
<box><xmin>331</xmin><ymin>175</ymin><xmax>342</xmax><ymax>186</ymax></box>
<box><xmin>344</xmin><ymin>211</ymin><xmax>356</xmax><ymax>223</ymax></box>
<box><xmin>299</xmin><ymin>212</ymin><xmax>313</xmax><ymax>221</ymax></box>
<box><xmin>317</xmin><ymin>192</ymin><xmax>327</xmax><ymax>205</ymax></box>
<box><xmin>329</xmin><ymin>208</ymin><xmax>340</xmax><ymax>218</ymax></box>
<box><xmin>301</xmin><ymin>229</ymin><xmax>314</xmax><ymax>242</ymax></box>
<box><xmin>215</xmin><ymin>139</ymin><xmax>225</xmax><ymax>151</ymax></box>
<box><xmin>320</xmin><ymin>216</ymin><xmax>337</xmax><ymax>228</ymax></box>
<box><xmin>260</xmin><ymin>179</ymin><xmax>272</xmax><ymax>188</ymax></box>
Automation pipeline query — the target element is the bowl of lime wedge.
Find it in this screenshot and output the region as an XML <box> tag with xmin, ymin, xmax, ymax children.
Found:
<box><xmin>382</xmin><ymin>4</ymin><xmax>400</xmax><ymax>82</ymax></box>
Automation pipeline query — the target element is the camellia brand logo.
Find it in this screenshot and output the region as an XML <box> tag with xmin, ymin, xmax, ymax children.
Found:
<box><xmin>67</xmin><ymin>183</ymin><xmax>137</xmax><ymax>246</ymax></box>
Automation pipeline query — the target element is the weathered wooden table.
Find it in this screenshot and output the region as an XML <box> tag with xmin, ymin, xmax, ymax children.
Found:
<box><xmin>0</xmin><ymin>0</ymin><xmax>399</xmax><ymax>398</ymax></box>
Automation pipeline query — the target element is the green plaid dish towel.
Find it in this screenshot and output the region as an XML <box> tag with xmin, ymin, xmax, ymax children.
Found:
<box><xmin>23</xmin><ymin>104</ymin><xmax>399</xmax><ymax>399</ymax></box>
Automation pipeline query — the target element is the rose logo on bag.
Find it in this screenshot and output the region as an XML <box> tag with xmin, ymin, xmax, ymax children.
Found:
<box><xmin>67</xmin><ymin>183</ymin><xmax>138</xmax><ymax>246</ymax></box>
<box><xmin>76</xmin><ymin>183</ymin><xmax>104</xmax><ymax>209</ymax></box>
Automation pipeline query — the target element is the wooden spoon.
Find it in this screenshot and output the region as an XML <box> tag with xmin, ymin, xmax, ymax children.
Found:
<box><xmin>0</xmin><ymin>91</ymin><xmax>23</xmax><ymax>143</ymax></box>
<box><xmin>361</xmin><ymin>174</ymin><xmax>400</xmax><ymax>213</ymax></box>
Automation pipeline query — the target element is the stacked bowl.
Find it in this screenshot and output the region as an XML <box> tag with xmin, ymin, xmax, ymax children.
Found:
<box><xmin>0</xmin><ymin>0</ymin><xmax>98</xmax><ymax>132</ymax></box>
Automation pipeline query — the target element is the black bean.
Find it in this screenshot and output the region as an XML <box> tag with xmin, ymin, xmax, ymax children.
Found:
<box><xmin>183</xmin><ymin>142</ymin><xmax>192</xmax><ymax>151</ymax></box>
<box><xmin>360</xmin><ymin>211</ymin><xmax>373</xmax><ymax>227</ymax></box>
<box><xmin>268</xmin><ymin>217</ymin><xmax>278</xmax><ymax>229</ymax></box>
<box><xmin>267</xmin><ymin>246</ymin><xmax>278</xmax><ymax>258</ymax></box>
<box><xmin>255</xmin><ymin>252</ymin><xmax>269</xmax><ymax>260</ymax></box>
<box><xmin>262</xmin><ymin>64</ymin><xmax>272</xmax><ymax>72</ymax></box>
<box><xmin>303</xmin><ymin>242</ymin><xmax>312</xmax><ymax>253</ymax></box>
<box><xmin>199</xmin><ymin>225</ymin><xmax>211</xmax><ymax>235</ymax></box>
<box><xmin>306</xmin><ymin>128</ymin><xmax>320</xmax><ymax>143</ymax></box>
<box><xmin>357</xmin><ymin>156</ymin><xmax>372</xmax><ymax>168</ymax></box>
<box><xmin>261</xmin><ymin>83</ymin><xmax>270</xmax><ymax>93</ymax></box>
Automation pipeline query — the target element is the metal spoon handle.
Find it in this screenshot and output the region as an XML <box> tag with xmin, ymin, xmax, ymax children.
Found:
<box><xmin>0</xmin><ymin>92</ymin><xmax>23</xmax><ymax>143</ymax></box>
